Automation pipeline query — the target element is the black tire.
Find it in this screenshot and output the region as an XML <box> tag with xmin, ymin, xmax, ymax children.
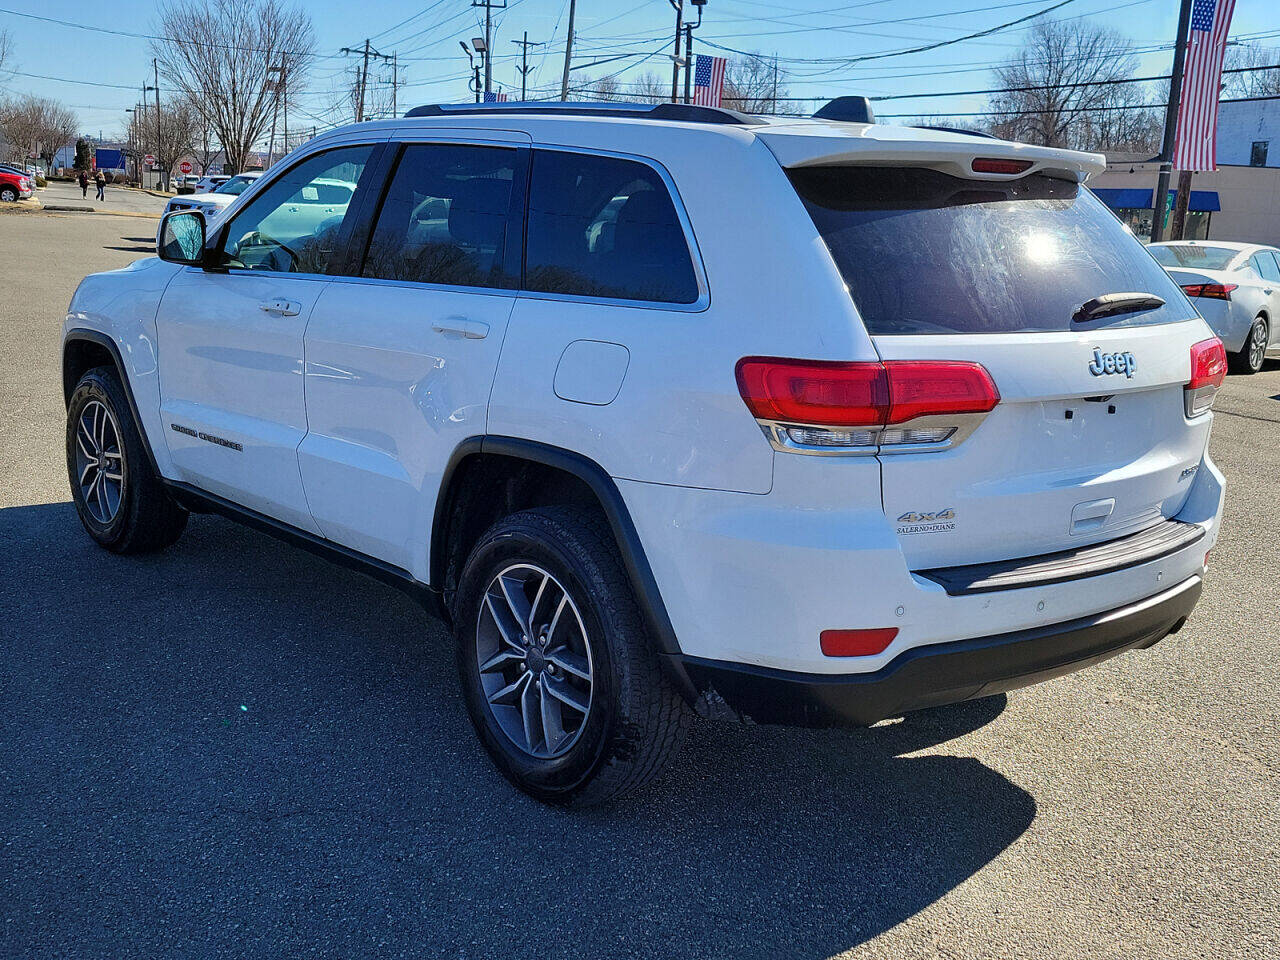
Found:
<box><xmin>1229</xmin><ymin>316</ymin><xmax>1268</xmax><ymax>375</ymax></box>
<box><xmin>66</xmin><ymin>366</ymin><xmax>188</xmax><ymax>553</ymax></box>
<box><xmin>455</xmin><ymin>506</ymin><xmax>688</xmax><ymax>806</ymax></box>
<box><xmin>0</xmin><ymin>186</ymin><xmax>17</xmax><ymax>202</ymax></box>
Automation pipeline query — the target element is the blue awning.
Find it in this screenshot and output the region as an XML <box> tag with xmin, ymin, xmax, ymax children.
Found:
<box><xmin>1092</xmin><ymin>187</ymin><xmax>1153</xmax><ymax>209</ymax></box>
<box><xmin>1167</xmin><ymin>189</ymin><xmax>1221</xmax><ymax>212</ymax></box>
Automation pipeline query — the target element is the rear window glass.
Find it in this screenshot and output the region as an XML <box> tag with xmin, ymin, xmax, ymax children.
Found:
<box><xmin>1149</xmin><ymin>245</ymin><xmax>1240</xmax><ymax>270</ymax></box>
<box><xmin>524</xmin><ymin>150</ymin><xmax>699</xmax><ymax>304</ymax></box>
<box><xmin>788</xmin><ymin>167</ymin><xmax>1188</xmax><ymax>335</ymax></box>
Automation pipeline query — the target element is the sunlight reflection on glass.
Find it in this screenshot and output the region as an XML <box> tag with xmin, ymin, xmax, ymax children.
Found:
<box><xmin>1022</xmin><ymin>232</ymin><xmax>1057</xmax><ymax>264</ymax></box>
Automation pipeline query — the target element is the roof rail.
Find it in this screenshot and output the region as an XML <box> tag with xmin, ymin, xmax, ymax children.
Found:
<box><xmin>811</xmin><ymin>96</ymin><xmax>875</xmax><ymax>124</ymax></box>
<box><xmin>403</xmin><ymin>101</ymin><xmax>765</xmax><ymax>126</ymax></box>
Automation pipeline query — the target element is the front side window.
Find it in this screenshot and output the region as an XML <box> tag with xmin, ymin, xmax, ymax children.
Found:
<box><xmin>219</xmin><ymin>146</ymin><xmax>371</xmax><ymax>274</ymax></box>
<box><xmin>361</xmin><ymin>143</ymin><xmax>516</xmax><ymax>288</ymax></box>
<box><xmin>524</xmin><ymin>150</ymin><xmax>699</xmax><ymax>304</ymax></box>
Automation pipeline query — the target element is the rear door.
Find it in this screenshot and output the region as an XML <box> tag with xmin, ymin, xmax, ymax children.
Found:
<box><xmin>298</xmin><ymin>135</ymin><xmax>527</xmax><ymax>577</ymax></box>
<box><xmin>788</xmin><ymin>165</ymin><xmax>1214</xmax><ymax>569</ymax></box>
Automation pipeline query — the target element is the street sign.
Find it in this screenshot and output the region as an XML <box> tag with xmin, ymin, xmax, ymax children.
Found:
<box><xmin>144</xmin><ymin>154</ymin><xmax>155</xmax><ymax>166</ymax></box>
<box><xmin>179</xmin><ymin>161</ymin><xmax>193</xmax><ymax>174</ymax></box>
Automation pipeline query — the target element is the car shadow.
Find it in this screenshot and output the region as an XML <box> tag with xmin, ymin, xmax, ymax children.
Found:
<box><xmin>0</xmin><ymin>502</ymin><xmax>1034</xmax><ymax>959</ymax></box>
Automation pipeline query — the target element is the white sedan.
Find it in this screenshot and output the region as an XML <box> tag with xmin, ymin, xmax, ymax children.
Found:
<box><xmin>1150</xmin><ymin>240</ymin><xmax>1280</xmax><ymax>374</ymax></box>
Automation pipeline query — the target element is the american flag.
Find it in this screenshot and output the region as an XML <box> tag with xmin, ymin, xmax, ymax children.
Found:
<box><xmin>1172</xmin><ymin>0</ymin><xmax>1236</xmax><ymax>171</ymax></box>
<box><xmin>692</xmin><ymin>54</ymin><xmax>727</xmax><ymax>107</ymax></box>
<box><xmin>483</xmin><ymin>91</ymin><xmax>509</xmax><ymax>103</ymax></box>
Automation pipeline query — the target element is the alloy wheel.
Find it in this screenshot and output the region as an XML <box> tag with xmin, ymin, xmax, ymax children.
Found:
<box><xmin>74</xmin><ymin>399</ymin><xmax>125</xmax><ymax>525</ymax></box>
<box><xmin>475</xmin><ymin>563</ymin><xmax>594</xmax><ymax>759</ymax></box>
<box><xmin>1249</xmin><ymin>319</ymin><xmax>1267</xmax><ymax>372</ymax></box>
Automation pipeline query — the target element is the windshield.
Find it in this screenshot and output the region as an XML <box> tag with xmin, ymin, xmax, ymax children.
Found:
<box><xmin>1148</xmin><ymin>245</ymin><xmax>1240</xmax><ymax>271</ymax></box>
<box><xmin>788</xmin><ymin>167</ymin><xmax>1188</xmax><ymax>335</ymax></box>
<box><xmin>216</xmin><ymin>176</ymin><xmax>255</xmax><ymax>196</ymax></box>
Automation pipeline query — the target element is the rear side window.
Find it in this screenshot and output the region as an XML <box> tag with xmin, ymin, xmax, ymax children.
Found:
<box><xmin>788</xmin><ymin>167</ymin><xmax>1188</xmax><ymax>335</ymax></box>
<box><xmin>362</xmin><ymin>143</ymin><xmax>516</xmax><ymax>289</ymax></box>
<box><xmin>1150</xmin><ymin>245</ymin><xmax>1240</xmax><ymax>270</ymax></box>
<box><xmin>1251</xmin><ymin>253</ymin><xmax>1280</xmax><ymax>282</ymax></box>
<box><xmin>524</xmin><ymin>150</ymin><xmax>699</xmax><ymax>304</ymax></box>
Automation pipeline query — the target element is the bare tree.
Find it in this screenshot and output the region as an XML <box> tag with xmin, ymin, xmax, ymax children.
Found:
<box><xmin>722</xmin><ymin>54</ymin><xmax>795</xmax><ymax>115</ymax></box>
<box><xmin>131</xmin><ymin>99</ymin><xmax>200</xmax><ymax>187</ymax></box>
<box><xmin>0</xmin><ymin>94</ymin><xmax>77</xmax><ymax>167</ymax></box>
<box><xmin>0</xmin><ymin>28</ymin><xmax>12</xmax><ymax>76</ymax></box>
<box><xmin>987</xmin><ymin>19</ymin><xmax>1152</xmax><ymax>151</ymax></box>
<box><xmin>153</xmin><ymin>0</ymin><xmax>314</xmax><ymax>173</ymax></box>
<box><xmin>36</xmin><ymin>101</ymin><xmax>79</xmax><ymax>172</ymax></box>
<box><xmin>185</xmin><ymin>96</ymin><xmax>221</xmax><ymax>173</ymax></box>
<box><xmin>1225</xmin><ymin>43</ymin><xmax>1280</xmax><ymax>99</ymax></box>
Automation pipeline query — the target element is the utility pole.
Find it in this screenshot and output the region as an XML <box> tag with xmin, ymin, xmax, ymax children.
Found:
<box><xmin>682</xmin><ymin>0</ymin><xmax>706</xmax><ymax>105</ymax></box>
<box><xmin>1151</xmin><ymin>0</ymin><xmax>1195</xmax><ymax>243</ymax></box>
<box><xmin>462</xmin><ymin>42</ymin><xmax>481</xmax><ymax>103</ymax></box>
<box><xmin>560</xmin><ymin>0</ymin><xmax>577</xmax><ymax>101</ymax></box>
<box><xmin>391</xmin><ymin>51</ymin><xmax>398</xmax><ymax>116</ymax></box>
<box><xmin>513</xmin><ymin>32</ymin><xmax>539</xmax><ymax>101</ymax></box>
<box><xmin>342</xmin><ymin>40</ymin><xmax>392</xmax><ymax>122</ymax></box>
<box><xmin>473</xmin><ymin>0</ymin><xmax>506</xmax><ymax>96</ymax></box>
<box><xmin>668</xmin><ymin>0</ymin><xmax>683</xmax><ymax>103</ymax></box>
<box><xmin>266</xmin><ymin>60</ymin><xmax>282</xmax><ymax>167</ymax></box>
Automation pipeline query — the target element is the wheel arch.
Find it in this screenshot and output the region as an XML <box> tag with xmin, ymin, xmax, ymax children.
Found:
<box><xmin>431</xmin><ymin>437</ymin><xmax>691</xmax><ymax>692</ymax></box>
<box><xmin>62</xmin><ymin>329</ymin><xmax>161</xmax><ymax>475</ymax></box>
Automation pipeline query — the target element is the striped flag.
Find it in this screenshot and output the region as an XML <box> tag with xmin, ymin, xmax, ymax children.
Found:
<box><xmin>483</xmin><ymin>91</ymin><xmax>509</xmax><ymax>103</ymax></box>
<box><xmin>692</xmin><ymin>54</ymin><xmax>727</xmax><ymax>107</ymax></box>
<box><xmin>1172</xmin><ymin>0</ymin><xmax>1236</xmax><ymax>171</ymax></box>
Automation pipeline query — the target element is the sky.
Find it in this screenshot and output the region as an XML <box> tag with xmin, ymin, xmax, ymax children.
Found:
<box><xmin>1</xmin><ymin>0</ymin><xmax>1277</xmax><ymax>143</ymax></box>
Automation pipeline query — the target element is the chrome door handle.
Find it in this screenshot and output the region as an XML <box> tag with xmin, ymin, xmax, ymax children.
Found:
<box><xmin>259</xmin><ymin>299</ymin><xmax>301</xmax><ymax>317</ymax></box>
<box><xmin>432</xmin><ymin>317</ymin><xmax>489</xmax><ymax>339</ymax></box>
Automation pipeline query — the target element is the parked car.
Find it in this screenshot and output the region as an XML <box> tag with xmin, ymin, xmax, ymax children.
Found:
<box><xmin>0</xmin><ymin>167</ymin><xmax>34</xmax><ymax>202</ymax></box>
<box><xmin>192</xmin><ymin>174</ymin><xmax>231</xmax><ymax>193</ymax></box>
<box><xmin>174</xmin><ymin>175</ymin><xmax>202</xmax><ymax>194</ymax></box>
<box><xmin>1149</xmin><ymin>240</ymin><xmax>1280</xmax><ymax>374</ymax></box>
<box><xmin>156</xmin><ymin>171</ymin><xmax>266</xmax><ymax>245</ymax></box>
<box><xmin>67</xmin><ymin>101</ymin><xmax>1226</xmax><ymax>806</ymax></box>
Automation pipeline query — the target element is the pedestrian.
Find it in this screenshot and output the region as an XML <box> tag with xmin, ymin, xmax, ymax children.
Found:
<box><xmin>78</xmin><ymin>169</ymin><xmax>88</xmax><ymax>199</ymax></box>
<box><xmin>94</xmin><ymin>170</ymin><xmax>106</xmax><ymax>202</ymax></box>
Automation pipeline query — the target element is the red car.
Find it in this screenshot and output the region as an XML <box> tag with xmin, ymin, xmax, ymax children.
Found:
<box><xmin>0</xmin><ymin>166</ymin><xmax>34</xmax><ymax>202</ymax></box>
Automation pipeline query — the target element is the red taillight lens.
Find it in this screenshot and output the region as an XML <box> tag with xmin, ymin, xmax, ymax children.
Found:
<box><xmin>971</xmin><ymin>157</ymin><xmax>1033</xmax><ymax>175</ymax></box>
<box><xmin>735</xmin><ymin>358</ymin><xmax>888</xmax><ymax>427</ymax></box>
<box><xmin>883</xmin><ymin>361</ymin><xmax>1000</xmax><ymax>424</ymax></box>
<box><xmin>820</xmin><ymin>628</ymin><xmax>899</xmax><ymax>658</ymax></box>
<box><xmin>735</xmin><ymin>357</ymin><xmax>998</xmax><ymax>429</ymax></box>
<box><xmin>1188</xmin><ymin>337</ymin><xmax>1227</xmax><ymax>390</ymax></box>
<box><xmin>1180</xmin><ymin>283</ymin><xmax>1236</xmax><ymax>301</ymax></box>
<box><xmin>1185</xmin><ymin>337</ymin><xmax>1226</xmax><ymax>418</ymax></box>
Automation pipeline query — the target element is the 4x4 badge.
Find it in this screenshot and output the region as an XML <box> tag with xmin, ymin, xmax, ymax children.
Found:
<box><xmin>1088</xmin><ymin>348</ymin><xmax>1136</xmax><ymax>378</ymax></box>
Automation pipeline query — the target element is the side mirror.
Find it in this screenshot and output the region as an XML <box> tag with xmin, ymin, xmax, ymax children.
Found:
<box><xmin>157</xmin><ymin>210</ymin><xmax>207</xmax><ymax>265</ymax></box>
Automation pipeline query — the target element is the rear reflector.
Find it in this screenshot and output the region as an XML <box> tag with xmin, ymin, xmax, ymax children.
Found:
<box><xmin>1185</xmin><ymin>337</ymin><xmax>1226</xmax><ymax>417</ymax></box>
<box><xmin>971</xmin><ymin>157</ymin><xmax>1033</xmax><ymax>175</ymax></box>
<box><xmin>820</xmin><ymin>628</ymin><xmax>899</xmax><ymax>658</ymax></box>
<box><xmin>1181</xmin><ymin>283</ymin><xmax>1236</xmax><ymax>301</ymax></box>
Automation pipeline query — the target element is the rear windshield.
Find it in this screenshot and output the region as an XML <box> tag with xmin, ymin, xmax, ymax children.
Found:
<box><xmin>788</xmin><ymin>167</ymin><xmax>1188</xmax><ymax>335</ymax></box>
<box><xmin>1148</xmin><ymin>245</ymin><xmax>1240</xmax><ymax>270</ymax></box>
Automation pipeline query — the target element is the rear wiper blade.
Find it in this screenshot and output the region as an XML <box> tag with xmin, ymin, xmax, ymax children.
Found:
<box><xmin>1072</xmin><ymin>292</ymin><xmax>1166</xmax><ymax>323</ymax></box>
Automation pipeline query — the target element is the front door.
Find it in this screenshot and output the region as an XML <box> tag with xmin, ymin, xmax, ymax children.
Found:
<box><xmin>155</xmin><ymin>143</ymin><xmax>379</xmax><ymax>531</ymax></box>
<box><xmin>299</xmin><ymin>139</ymin><xmax>526</xmax><ymax>578</ymax></box>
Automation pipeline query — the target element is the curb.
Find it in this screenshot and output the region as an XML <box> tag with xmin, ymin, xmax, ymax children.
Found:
<box><xmin>39</xmin><ymin>204</ymin><xmax>161</xmax><ymax>220</ymax></box>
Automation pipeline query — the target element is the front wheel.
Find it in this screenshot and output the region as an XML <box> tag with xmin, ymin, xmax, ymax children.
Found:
<box><xmin>454</xmin><ymin>507</ymin><xmax>688</xmax><ymax>806</ymax></box>
<box><xmin>1230</xmin><ymin>316</ymin><xmax>1269</xmax><ymax>375</ymax></box>
<box><xmin>0</xmin><ymin>186</ymin><xmax>17</xmax><ymax>202</ymax></box>
<box><xmin>66</xmin><ymin>366</ymin><xmax>188</xmax><ymax>553</ymax></box>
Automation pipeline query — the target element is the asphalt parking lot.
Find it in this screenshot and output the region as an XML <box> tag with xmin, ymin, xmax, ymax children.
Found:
<box><xmin>1</xmin><ymin>211</ymin><xmax>1277</xmax><ymax>960</ymax></box>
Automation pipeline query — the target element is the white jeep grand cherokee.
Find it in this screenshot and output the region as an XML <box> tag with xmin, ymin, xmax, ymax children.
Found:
<box><xmin>63</xmin><ymin>100</ymin><xmax>1226</xmax><ymax>805</ymax></box>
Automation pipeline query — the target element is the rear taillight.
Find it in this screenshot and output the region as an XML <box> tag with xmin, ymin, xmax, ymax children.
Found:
<box><xmin>735</xmin><ymin>357</ymin><xmax>998</xmax><ymax>453</ymax></box>
<box><xmin>971</xmin><ymin>157</ymin><xmax>1033</xmax><ymax>175</ymax></box>
<box><xmin>1181</xmin><ymin>283</ymin><xmax>1236</xmax><ymax>301</ymax></box>
<box><xmin>1185</xmin><ymin>337</ymin><xmax>1226</xmax><ymax>417</ymax></box>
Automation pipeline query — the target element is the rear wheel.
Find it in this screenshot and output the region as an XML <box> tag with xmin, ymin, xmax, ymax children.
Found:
<box><xmin>66</xmin><ymin>366</ymin><xmax>188</xmax><ymax>553</ymax></box>
<box><xmin>455</xmin><ymin>507</ymin><xmax>688</xmax><ymax>806</ymax></box>
<box><xmin>1230</xmin><ymin>316</ymin><xmax>1268</xmax><ymax>375</ymax></box>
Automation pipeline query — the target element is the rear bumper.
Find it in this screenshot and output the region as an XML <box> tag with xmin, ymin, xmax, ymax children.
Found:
<box><xmin>680</xmin><ymin>573</ymin><xmax>1202</xmax><ymax>727</ymax></box>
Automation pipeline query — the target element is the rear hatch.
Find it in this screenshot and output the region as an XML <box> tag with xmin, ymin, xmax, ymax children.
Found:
<box><xmin>786</xmin><ymin>160</ymin><xmax>1212</xmax><ymax>570</ymax></box>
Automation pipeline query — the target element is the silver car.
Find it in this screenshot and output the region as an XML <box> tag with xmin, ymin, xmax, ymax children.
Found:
<box><xmin>1150</xmin><ymin>240</ymin><xmax>1280</xmax><ymax>374</ymax></box>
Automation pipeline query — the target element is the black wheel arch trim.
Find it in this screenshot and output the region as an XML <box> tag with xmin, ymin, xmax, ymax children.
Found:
<box><xmin>63</xmin><ymin>328</ymin><xmax>163</xmax><ymax>477</ymax></box>
<box><xmin>432</xmin><ymin>436</ymin><xmax>694</xmax><ymax>698</ymax></box>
